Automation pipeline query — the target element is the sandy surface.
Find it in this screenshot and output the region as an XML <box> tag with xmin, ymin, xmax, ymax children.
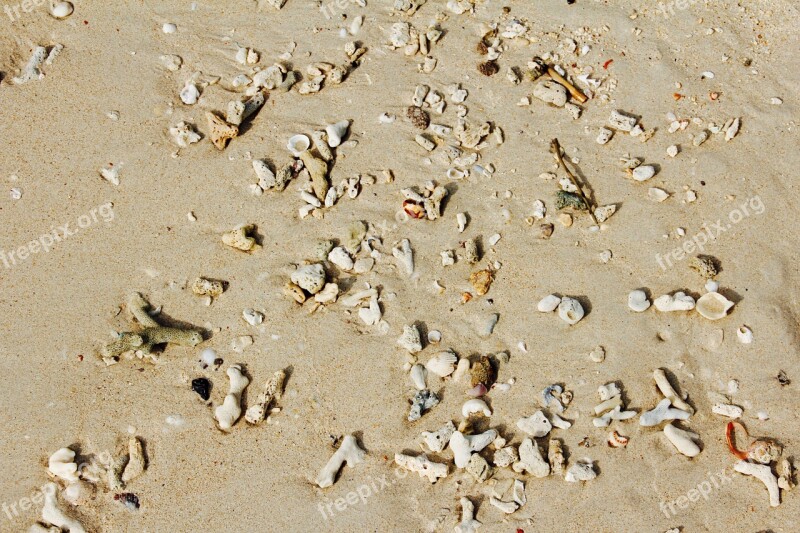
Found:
<box><xmin>1</xmin><ymin>0</ymin><xmax>799</xmax><ymax>531</ymax></box>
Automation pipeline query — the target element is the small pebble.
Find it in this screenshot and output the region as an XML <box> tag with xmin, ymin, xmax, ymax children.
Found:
<box><xmin>191</xmin><ymin>378</ymin><xmax>211</xmax><ymax>401</ymax></box>
<box><xmin>51</xmin><ymin>1</ymin><xmax>74</xmax><ymax>19</ymax></box>
<box><xmin>163</xmin><ymin>23</ymin><xmax>177</xmax><ymax>34</ymax></box>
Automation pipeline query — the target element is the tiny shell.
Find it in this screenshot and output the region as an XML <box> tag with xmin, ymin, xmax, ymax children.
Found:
<box><xmin>51</xmin><ymin>2</ymin><xmax>74</xmax><ymax>19</ymax></box>
<box><xmin>287</xmin><ymin>134</ymin><xmax>311</xmax><ymax>156</ymax></box>
<box><xmin>737</xmin><ymin>326</ymin><xmax>753</xmax><ymax>344</ymax></box>
<box><xmin>696</xmin><ymin>292</ymin><xmax>734</xmax><ymax>320</ymax></box>
<box><xmin>558</xmin><ymin>297</ymin><xmax>584</xmax><ymax>325</ymax></box>
<box><xmin>426</xmin><ymin>350</ymin><xmax>457</xmax><ymax>377</ymax></box>
<box><xmin>607</xmin><ymin>430</ymin><xmax>629</xmax><ymax>448</ymax></box>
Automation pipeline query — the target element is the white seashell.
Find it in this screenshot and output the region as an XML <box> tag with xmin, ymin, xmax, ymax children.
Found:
<box><xmin>315</xmin><ymin>435</ymin><xmax>366</xmax><ymax>488</ymax></box>
<box><xmin>565</xmin><ymin>461</ymin><xmax>596</xmax><ymax>482</ymax></box>
<box><xmin>162</xmin><ymin>23</ymin><xmax>177</xmax><ymax>34</ymax></box>
<box><xmin>325</xmin><ymin>120</ymin><xmax>350</xmax><ymax>148</ymax></box>
<box><xmin>427</xmin><ymin>330</ymin><xmax>442</xmax><ymax>343</ymax></box>
<box><xmin>327</xmin><ymin>246</ymin><xmax>354</xmax><ymax>271</ymax></box>
<box><xmin>734</xmin><ymin>460</ymin><xmax>781</xmax><ymax>507</ymax></box>
<box><xmin>512</xmin><ymin>438</ymin><xmax>550</xmax><ymax>477</ymax></box>
<box><xmin>51</xmin><ymin>2</ymin><xmax>74</xmax><ymax>19</ymax></box>
<box><xmin>410</xmin><ymin>364</ymin><xmax>427</xmax><ymax>390</ymax></box>
<box><xmin>242</xmin><ymin>308</ymin><xmax>264</xmax><ymax>326</ymax></box>
<box><xmin>516</xmin><ymin>411</ymin><xmax>552</xmax><ymax>437</ymax></box>
<box><xmin>421</xmin><ymin>421</ymin><xmax>456</xmax><ymax>452</ymax></box>
<box><xmin>737</xmin><ymin>326</ymin><xmax>753</xmax><ymax>344</ymax></box>
<box><xmin>449</xmin><ymin>430</ymin><xmax>497</xmax><ymax>468</ymax></box>
<box><xmin>537</xmin><ymin>294</ymin><xmax>561</xmax><ymax>312</ymax></box>
<box><xmin>632</xmin><ymin>165</ymin><xmax>656</xmax><ymax>181</ymax></box>
<box><xmin>654</xmin><ymin>292</ymin><xmax>695</xmax><ymax>312</ymax></box>
<box><xmin>425</xmin><ymin>350</ymin><xmax>457</xmax><ymax>377</ymax></box>
<box><xmin>648</xmin><ymin>187</ymin><xmax>670</xmax><ymax>202</ymax></box>
<box><xmin>663</xmin><ymin>423</ymin><xmax>701</xmax><ymax>457</ymax></box>
<box><xmin>462</xmin><ymin>399</ymin><xmax>492</xmax><ymax>418</ymax></box>
<box><xmin>557</xmin><ymin>297</ymin><xmax>584</xmax><ymax>325</ymax></box>
<box><xmin>628</xmin><ymin>289</ymin><xmax>651</xmax><ymax>312</ymax></box>
<box><xmin>291</xmin><ymin>263</ymin><xmax>326</xmax><ymax>294</ymax></box>
<box><xmin>48</xmin><ymin>448</ymin><xmax>79</xmax><ymax>483</ymax></box>
<box><xmin>705</xmin><ymin>279</ymin><xmax>720</xmax><ymax>292</ymax></box>
<box><xmin>394</xmin><ymin>453</ymin><xmax>448</xmax><ymax>483</ymax></box>
<box><xmin>640</xmin><ymin>398</ymin><xmax>691</xmax><ymax>426</ymax></box>
<box><xmin>287</xmin><ymin>134</ymin><xmax>311</xmax><ymax>156</ymax></box>
<box><xmin>397</xmin><ymin>324</ymin><xmax>423</xmax><ymax>354</ymax></box>
<box><xmin>596</xmin><ymin>127</ymin><xmax>614</xmax><ymax>145</ymax></box>
<box><xmin>453</xmin><ymin>358</ymin><xmax>470</xmax><ymax>382</ymax></box>
<box><xmin>695</xmin><ymin>291</ymin><xmax>734</xmax><ymax>320</ymax></box>
<box><xmin>214</xmin><ymin>365</ymin><xmax>250</xmax><ymax>430</ymax></box>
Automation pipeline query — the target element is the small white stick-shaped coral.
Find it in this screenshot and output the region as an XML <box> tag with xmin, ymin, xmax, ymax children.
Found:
<box><xmin>41</xmin><ymin>482</ymin><xmax>86</xmax><ymax>533</ymax></box>
<box><xmin>455</xmin><ymin>497</ymin><xmax>481</xmax><ymax>533</ymax></box>
<box><xmin>653</xmin><ymin>368</ymin><xmax>694</xmax><ymax>414</ymax></box>
<box><xmin>245</xmin><ymin>369</ymin><xmax>286</xmax><ymax>424</ymax></box>
<box><xmin>315</xmin><ymin>434</ymin><xmax>366</xmax><ymax>488</ymax></box>
<box><xmin>640</xmin><ymin>398</ymin><xmax>691</xmax><ymax>426</ymax></box>
<box><xmin>215</xmin><ymin>365</ymin><xmax>250</xmax><ymax>430</ymax></box>
<box><xmin>734</xmin><ymin>460</ymin><xmax>781</xmax><ymax>507</ymax></box>
<box><xmin>13</xmin><ymin>46</ymin><xmax>47</xmax><ymax>84</ymax></box>
<box><xmin>48</xmin><ymin>448</ymin><xmax>79</xmax><ymax>483</ymax></box>
<box><xmin>663</xmin><ymin>423</ymin><xmax>701</xmax><ymax>457</ymax></box>
<box><xmin>394</xmin><ymin>453</ymin><xmax>448</xmax><ymax>483</ymax></box>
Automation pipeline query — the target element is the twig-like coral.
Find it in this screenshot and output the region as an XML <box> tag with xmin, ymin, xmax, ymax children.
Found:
<box><xmin>100</xmin><ymin>293</ymin><xmax>203</xmax><ymax>364</ymax></box>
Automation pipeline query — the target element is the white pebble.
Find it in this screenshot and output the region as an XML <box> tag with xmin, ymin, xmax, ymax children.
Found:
<box><xmin>163</xmin><ymin>23</ymin><xmax>178</xmax><ymax>34</ymax></box>
<box><xmin>537</xmin><ymin>294</ymin><xmax>561</xmax><ymax>313</ymax></box>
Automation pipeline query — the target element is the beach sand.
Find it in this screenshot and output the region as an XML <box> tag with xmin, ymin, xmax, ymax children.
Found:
<box><xmin>1</xmin><ymin>0</ymin><xmax>799</xmax><ymax>531</ymax></box>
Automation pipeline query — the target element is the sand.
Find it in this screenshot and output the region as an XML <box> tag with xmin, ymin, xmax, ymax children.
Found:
<box><xmin>1</xmin><ymin>0</ymin><xmax>799</xmax><ymax>531</ymax></box>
